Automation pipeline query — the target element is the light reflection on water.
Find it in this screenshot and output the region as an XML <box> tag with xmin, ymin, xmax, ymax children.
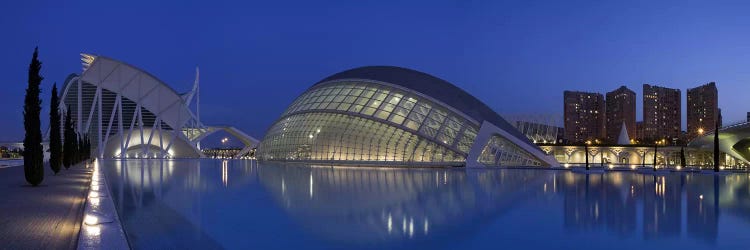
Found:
<box><xmin>101</xmin><ymin>159</ymin><xmax>750</xmax><ymax>250</ymax></box>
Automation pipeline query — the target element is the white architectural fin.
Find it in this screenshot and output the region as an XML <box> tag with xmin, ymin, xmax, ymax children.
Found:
<box><xmin>617</xmin><ymin>122</ymin><xmax>630</xmax><ymax>145</ymax></box>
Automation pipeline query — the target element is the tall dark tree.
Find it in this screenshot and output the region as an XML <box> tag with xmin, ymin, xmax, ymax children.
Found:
<box><xmin>86</xmin><ymin>135</ymin><xmax>92</xmax><ymax>160</ymax></box>
<box><xmin>714</xmin><ymin>112</ymin><xmax>721</xmax><ymax>172</ymax></box>
<box><xmin>63</xmin><ymin>107</ymin><xmax>74</xmax><ymax>169</ymax></box>
<box><xmin>49</xmin><ymin>83</ymin><xmax>62</xmax><ymax>174</ymax></box>
<box><xmin>584</xmin><ymin>142</ymin><xmax>590</xmax><ymax>170</ymax></box>
<box><xmin>23</xmin><ymin>47</ymin><xmax>44</xmax><ymax>186</ymax></box>
<box><xmin>77</xmin><ymin>134</ymin><xmax>83</xmax><ymax>163</ymax></box>
<box><xmin>653</xmin><ymin>143</ymin><xmax>658</xmax><ymax>171</ymax></box>
<box><xmin>680</xmin><ymin>147</ymin><xmax>686</xmax><ymax>168</ymax></box>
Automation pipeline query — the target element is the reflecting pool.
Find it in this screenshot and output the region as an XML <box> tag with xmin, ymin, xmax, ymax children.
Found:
<box><xmin>100</xmin><ymin>159</ymin><xmax>750</xmax><ymax>249</ymax></box>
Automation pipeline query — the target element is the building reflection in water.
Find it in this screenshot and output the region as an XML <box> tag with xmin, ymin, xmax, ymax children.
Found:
<box><xmin>100</xmin><ymin>159</ymin><xmax>750</xmax><ymax>248</ymax></box>
<box><xmin>256</xmin><ymin>164</ymin><xmax>552</xmax><ymax>246</ymax></box>
<box><xmin>558</xmin><ymin>171</ymin><xmax>750</xmax><ymax>245</ymax></box>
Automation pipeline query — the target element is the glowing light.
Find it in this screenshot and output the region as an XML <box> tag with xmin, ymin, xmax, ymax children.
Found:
<box><xmin>387</xmin><ymin>214</ymin><xmax>393</xmax><ymax>234</ymax></box>
<box><xmin>698</xmin><ymin>128</ymin><xmax>704</xmax><ymax>135</ymax></box>
<box><xmin>309</xmin><ymin>173</ymin><xmax>314</xmax><ymax>199</ymax></box>
<box><xmin>699</xmin><ymin>195</ymin><xmax>704</xmax><ymax>200</ymax></box>
<box><xmin>316</xmin><ymin>129</ymin><xmax>321</xmax><ymax>133</ymax></box>
<box><xmin>85</xmin><ymin>225</ymin><xmax>101</xmax><ymax>236</ymax></box>
<box><xmin>89</xmin><ymin>197</ymin><xmax>100</xmax><ymax>206</ymax></box>
<box><xmin>630</xmin><ymin>165</ymin><xmax>637</xmax><ymax>170</ymax></box>
<box><xmin>608</xmin><ymin>164</ymin><xmax>614</xmax><ymax>169</ymax></box>
<box><xmin>564</xmin><ymin>163</ymin><xmax>570</xmax><ymax>168</ymax></box>
<box><xmin>91</xmin><ymin>185</ymin><xmax>100</xmax><ymax>191</ymax></box>
<box><xmin>424</xmin><ymin>219</ymin><xmax>429</xmax><ymax>235</ymax></box>
<box><xmin>84</xmin><ymin>215</ymin><xmax>99</xmax><ymax>225</ymax></box>
<box><xmin>309</xmin><ymin>134</ymin><xmax>314</xmax><ymax>139</ymax></box>
<box><xmin>222</xmin><ymin>160</ymin><xmax>228</xmax><ymax>187</ymax></box>
<box><xmin>676</xmin><ymin>166</ymin><xmax>682</xmax><ymax>170</ymax></box>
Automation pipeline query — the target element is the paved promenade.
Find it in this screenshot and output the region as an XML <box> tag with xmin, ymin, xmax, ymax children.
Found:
<box><xmin>0</xmin><ymin>163</ymin><xmax>92</xmax><ymax>249</ymax></box>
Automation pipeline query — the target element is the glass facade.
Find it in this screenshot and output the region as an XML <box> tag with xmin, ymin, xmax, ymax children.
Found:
<box><xmin>478</xmin><ymin>135</ymin><xmax>544</xmax><ymax>167</ymax></box>
<box><xmin>259</xmin><ymin>81</ymin><xmax>479</xmax><ymax>165</ymax></box>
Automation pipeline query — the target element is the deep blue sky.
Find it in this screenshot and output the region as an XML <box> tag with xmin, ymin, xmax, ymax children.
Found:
<box><xmin>1</xmin><ymin>0</ymin><xmax>749</xmax><ymax>142</ymax></box>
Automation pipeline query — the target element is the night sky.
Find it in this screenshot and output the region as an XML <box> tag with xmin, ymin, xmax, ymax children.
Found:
<box><xmin>1</xmin><ymin>0</ymin><xmax>749</xmax><ymax>142</ymax></box>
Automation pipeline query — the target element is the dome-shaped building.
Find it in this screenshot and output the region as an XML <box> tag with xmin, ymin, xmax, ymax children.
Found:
<box><xmin>258</xmin><ymin>66</ymin><xmax>558</xmax><ymax>167</ymax></box>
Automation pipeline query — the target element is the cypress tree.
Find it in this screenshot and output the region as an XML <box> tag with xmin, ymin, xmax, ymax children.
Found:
<box><xmin>23</xmin><ymin>47</ymin><xmax>44</xmax><ymax>186</ymax></box>
<box><xmin>653</xmin><ymin>143</ymin><xmax>658</xmax><ymax>171</ymax></box>
<box><xmin>49</xmin><ymin>83</ymin><xmax>62</xmax><ymax>174</ymax></box>
<box><xmin>680</xmin><ymin>147</ymin><xmax>686</xmax><ymax>168</ymax></box>
<box><xmin>584</xmin><ymin>143</ymin><xmax>589</xmax><ymax>170</ymax></box>
<box><xmin>78</xmin><ymin>134</ymin><xmax>83</xmax><ymax>162</ymax></box>
<box><xmin>86</xmin><ymin>135</ymin><xmax>92</xmax><ymax>160</ymax></box>
<box><xmin>63</xmin><ymin>107</ymin><xmax>73</xmax><ymax>169</ymax></box>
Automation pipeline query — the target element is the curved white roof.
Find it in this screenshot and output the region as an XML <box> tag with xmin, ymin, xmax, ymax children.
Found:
<box><xmin>78</xmin><ymin>54</ymin><xmax>193</xmax><ymax>130</ymax></box>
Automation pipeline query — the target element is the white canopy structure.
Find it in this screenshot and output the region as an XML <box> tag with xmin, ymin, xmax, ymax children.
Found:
<box><xmin>60</xmin><ymin>54</ymin><xmax>258</xmax><ymax>159</ymax></box>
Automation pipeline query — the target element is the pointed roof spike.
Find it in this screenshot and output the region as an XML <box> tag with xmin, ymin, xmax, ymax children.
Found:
<box><xmin>617</xmin><ymin>121</ymin><xmax>631</xmax><ymax>145</ymax></box>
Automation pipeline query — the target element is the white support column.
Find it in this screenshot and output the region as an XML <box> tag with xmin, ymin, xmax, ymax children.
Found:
<box><xmin>138</xmin><ymin>106</ymin><xmax>144</xmax><ymax>157</ymax></box>
<box><xmin>77</xmin><ymin>78</ymin><xmax>82</xmax><ymax>132</ymax></box>
<box><xmin>158</xmin><ymin>122</ymin><xmax>164</xmax><ymax>157</ymax></box>
<box><xmin>118</xmin><ymin>94</ymin><xmax>124</xmax><ymax>158</ymax></box>
<box><xmin>145</xmin><ymin>117</ymin><xmax>159</xmax><ymax>157</ymax></box>
<box><xmin>103</xmin><ymin>95</ymin><xmax>121</xmax><ymax>153</ymax></box>
<box><xmin>98</xmin><ymin>86</ymin><xmax>104</xmax><ymax>158</ymax></box>
<box><xmin>84</xmin><ymin>88</ymin><xmax>101</xmax><ymax>134</ymax></box>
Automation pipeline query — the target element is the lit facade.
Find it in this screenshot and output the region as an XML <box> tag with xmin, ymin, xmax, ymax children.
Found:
<box><xmin>257</xmin><ymin>66</ymin><xmax>558</xmax><ymax>167</ymax></box>
<box><xmin>687</xmin><ymin>82</ymin><xmax>718</xmax><ymax>141</ymax></box>
<box><xmin>643</xmin><ymin>84</ymin><xmax>681</xmax><ymax>141</ymax></box>
<box><xmin>60</xmin><ymin>54</ymin><xmax>258</xmax><ymax>159</ymax></box>
<box><xmin>606</xmin><ymin>86</ymin><xmax>636</xmax><ymax>143</ymax></box>
<box><xmin>563</xmin><ymin>91</ymin><xmax>605</xmax><ymax>143</ymax></box>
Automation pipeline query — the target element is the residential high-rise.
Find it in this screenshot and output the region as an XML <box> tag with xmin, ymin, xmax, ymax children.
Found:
<box><xmin>606</xmin><ymin>86</ymin><xmax>636</xmax><ymax>143</ymax></box>
<box><xmin>643</xmin><ymin>84</ymin><xmax>681</xmax><ymax>142</ymax></box>
<box><xmin>564</xmin><ymin>91</ymin><xmax>605</xmax><ymax>143</ymax></box>
<box><xmin>687</xmin><ymin>82</ymin><xmax>718</xmax><ymax>141</ymax></box>
<box><xmin>636</xmin><ymin>121</ymin><xmax>644</xmax><ymax>142</ymax></box>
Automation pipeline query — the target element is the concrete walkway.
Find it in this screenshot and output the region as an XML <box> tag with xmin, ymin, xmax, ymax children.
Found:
<box><xmin>0</xmin><ymin>163</ymin><xmax>92</xmax><ymax>249</ymax></box>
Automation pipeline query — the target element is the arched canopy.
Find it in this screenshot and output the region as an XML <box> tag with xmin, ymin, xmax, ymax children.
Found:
<box><xmin>78</xmin><ymin>55</ymin><xmax>193</xmax><ymax>130</ymax></box>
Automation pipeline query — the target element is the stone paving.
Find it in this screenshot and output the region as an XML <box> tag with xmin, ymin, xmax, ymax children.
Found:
<box><xmin>0</xmin><ymin>163</ymin><xmax>92</xmax><ymax>249</ymax></box>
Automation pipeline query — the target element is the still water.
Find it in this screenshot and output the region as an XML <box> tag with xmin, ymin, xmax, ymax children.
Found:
<box><xmin>101</xmin><ymin>159</ymin><xmax>750</xmax><ymax>249</ymax></box>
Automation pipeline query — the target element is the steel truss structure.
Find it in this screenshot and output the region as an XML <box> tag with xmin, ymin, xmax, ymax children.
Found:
<box><xmin>60</xmin><ymin>54</ymin><xmax>258</xmax><ymax>159</ymax></box>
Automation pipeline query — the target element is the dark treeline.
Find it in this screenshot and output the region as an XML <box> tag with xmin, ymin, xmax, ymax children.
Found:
<box><xmin>23</xmin><ymin>47</ymin><xmax>92</xmax><ymax>186</ymax></box>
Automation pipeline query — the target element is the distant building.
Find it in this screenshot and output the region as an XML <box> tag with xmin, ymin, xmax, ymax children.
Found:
<box><xmin>564</xmin><ymin>91</ymin><xmax>605</xmax><ymax>143</ymax></box>
<box><xmin>643</xmin><ymin>84</ymin><xmax>681</xmax><ymax>142</ymax></box>
<box><xmin>747</xmin><ymin>112</ymin><xmax>750</xmax><ymax>123</ymax></box>
<box><xmin>636</xmin><ymin>121</ymin><xmax>644</xmax><ymax>141</ymax></box>
<box><xmin>606</xmin><ymin>86</ymin><xmax>636</xmax><ymax>143</ymax></box>
<box><xmin>687</xmin><ymin>82</ymin><xmax>718</xmax><ymax>141</ymax></box>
